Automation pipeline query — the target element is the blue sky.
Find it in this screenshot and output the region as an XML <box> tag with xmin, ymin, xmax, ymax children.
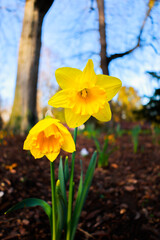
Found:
<box><xmin>0</xmin><ymin>0</ymin><xmax>160</xmax><ymax>109</ymax></box>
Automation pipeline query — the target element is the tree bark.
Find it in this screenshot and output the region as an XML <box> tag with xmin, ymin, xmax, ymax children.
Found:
<box><xmin>97</xmin><ymin>0</ymin><xmax>113</xmax><ymax>128</ymax></box>
<box><xmin>10</xmin><ymin>0</ymin><xmax>54</xmax><ymax>133</ymax></box>
<box><xmin>96</xmin><ymin>0</ymin><xmax>109</xmax><ymax>75</ymax></box>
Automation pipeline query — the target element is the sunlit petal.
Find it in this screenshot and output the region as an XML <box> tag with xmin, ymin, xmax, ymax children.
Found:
<box><xmin>55</xmin><ymin>67</ymin><xmax>82</xmax><ymax>90</ymax></box>
<box><xmin>57</xmin><ymin>124</ymin><xmax>76</xmax><ymax>152</ymax></box>
<box><xmin>96</xmin><ymin>75</ymin><xmax>122</xmax><ymax>101</ymax></box>
<box><xmin>30</xmin><ymin>149</ymin><xmax>44</xmax><ymax>159</ymax></box>
<box><xmin>65</xmin><ymin>108</ymin><xmax>90</xmax><ymax>128</ymax></box>
<box><xmin>79</xmin><ymin>59</ymin><xmax>96</xmax><ymax>89</ymax></box>
<box><xmin>44</xmin><ymin>124</ymin><xmax>59</xmax><ymax>138</ymax></box>
<box><xmin>92</xmin><ymin>102</ymin><xmax>112</xmax><ymax>122</ymax></box>
<box><xmin>46</xmin><ymin>151</ymin><xmax>60</xmax><ymax>162</ymax></box>
<box><xmin>23</xmin><ymin>133</ymin><xmax>37</xmax><ymax>149</ymax></box>
<box><xmin>23</xmin><ymin>134</ymin><xmax>33</xmax><ymax>149</ymax></box>
<box><xmin>55</xmin><ymin>121</ymin><xmax>72</xmax><ymax>134</ymax></box>
<box><xmin>48</xmin><ymin>89</ymin><xmax>72</xmax><ymax>108</ymax></box>
<box><xmin>29</xmin><ymin>118</ymin><xmax>59</xmax><ymax>135</ymax></box>
<box><xmin>61</xmin><ymin>133</ymin><xmax>76</xmax><ymax>152</ymax></box>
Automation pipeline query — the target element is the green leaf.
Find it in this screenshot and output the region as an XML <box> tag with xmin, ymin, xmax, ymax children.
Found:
<box><xmin>102</xmin><ymin>138</ymin><xmax>109</xmax><ymax>153</ymax></box>
<box><xmin>58</xmin><ymin>156</ymin><xmax>67</xmax><ymax>205</ymax></box>
<box><xmin>84</xmin><ymin>151</ymin><xmax>97</xmax><ymax>188</ymax></box>
<box><xmin>5</xmin><ymin>198</ymin><xmax>52</xmax><ymax>225</ymax></box>
<box><xmin>64</xmin><ymin>156</ymin><xmax>69</xmax><ymax>184</ymax></box>
<box><xmin>56</xmin><ymin>182</ymin><xmax>67</xmax><ymax>240</ymax></box>
<box><xmin>71</xmin><ymin>151</ymin><xmax>97</xmax><ymax>240</ymax></box>
<box><xmin>73</xmin><ymin>160</ymin><xmax>83</xmax><ymax>217</ymax></box>
<box><xmin>93</xmin><ymin>136</ymin><xmax>101</xmax><ymax>152</ymax></box>
<box><xmin>77</xmin><ymin>159</ymin><xmax>83</xmax><ymax>198</ymax></box>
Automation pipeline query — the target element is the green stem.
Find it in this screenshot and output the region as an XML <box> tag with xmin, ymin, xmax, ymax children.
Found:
<box><xmin>66</xmin><ymin>127</ymin><xmax>78</xmax><ymax>240</ymax></box>
<box><xmin>50</xmin><ymin>162</ymin><xmax>56</xmax><ymax>240</ymax></box>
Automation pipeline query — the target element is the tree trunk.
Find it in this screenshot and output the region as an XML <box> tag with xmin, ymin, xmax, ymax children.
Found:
<box><xmin>10</xmin><ymin>0</ymin><xmax>54</xmax><ymax>133</ymax></box>
<box><xmin>97</xmin><ymin>0</ymin><xmax>114</xmax><ymax>128</ymax></box>
<box><xmin>96</xmin><ymin>0</ymin><xmax>109</xmax><ymax>75</ymax></box>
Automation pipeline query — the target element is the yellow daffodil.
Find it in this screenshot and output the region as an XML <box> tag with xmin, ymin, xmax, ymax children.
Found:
<box><xmin>23</xmin><ymin>117</ymin><xmax>75</xmax><ymax>162</ymax></box>
<box><xmin>48</xmin><ymin>59</ymin><xmax>122</xmax><ymax>128</ymax></box>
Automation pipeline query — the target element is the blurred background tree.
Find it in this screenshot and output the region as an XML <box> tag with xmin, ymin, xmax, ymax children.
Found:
<box><xmin>112</xmin><ymin>86</ymin><xmax>142</xmax><ymax>122</ymax></box>
<box><xmin>9</xmin><ymin>0</ymin><xmax>54</xmax><ymax>133</ymax></box>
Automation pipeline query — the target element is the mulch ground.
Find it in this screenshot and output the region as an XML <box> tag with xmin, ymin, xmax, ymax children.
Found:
<box><xmin>0</xmin><ymin>127</ymin><xmax>160</xmax><ymax>240</ymax></box>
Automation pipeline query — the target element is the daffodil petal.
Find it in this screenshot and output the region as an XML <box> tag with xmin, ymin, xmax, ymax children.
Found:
<box><xmin>29</xmin><ymin>118</ymin><xmax>60</xmax><ymax>135</ymax></box>
<box><xmin>44</xmin><ymin>124</ymin><xmax>59</xmax><ymax>138</ymax></box>
<box><xmin>79</xmin><ymin>59</ymin><xmax>96</xmax><ymax>89</ymax></box>
<box><xmin>96</xmin><ymin>75</ymin><xmax>122</xmax><ymax>101</ymax></box>
<box><xmin>92</xmin><ymin>102</ymin><xmax>112</xmax><ymax>122</ymax></box>
<box><xmin>55</xmin><ymin>67</ymin><xmax>82</xmax><ymax>89</ymax></box>
<box><xmin>61</xmin><ymin>133</ymin><xmax>76</xmax><ymax>152</ymax></box>
<box><xmin>46</xmin><ymin>151</ymin><xmax>60</xmax><ymax>162</ymax></box>
<box><xmin>23</xmin><ymin>134</ymin><xmax>34</xmax><ymax>149</ymax></box>
<box><xmin>56</xmin><ymin>125</ymin><xmax>75</xmax><ymax>152</ymax></box>
<box><xmin>55</xmin><ymin>121</ymin><xmax>70</xmax><ymax>134</ymax></box>
<box><xmin>48</xmin><ymin>89</ymin><xmax>72</xmax><ymax>108</ymax></box>
<box><xmin>65</xmin><ymin>108</ymin><xmax>90</xmax><ymax>128</ymax></box>
<box><xmin>54</xmin><ymin>121</ymin><xmax>75</xmax><ymax>152</ymax></box>
<box><xmin>30</xmin><ymin>149</ymin><xmax>44</xmax><ymax>159</ymax></box>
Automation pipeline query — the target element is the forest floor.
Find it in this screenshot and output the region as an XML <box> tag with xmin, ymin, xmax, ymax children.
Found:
<box><xmin>0</xmin><ymin>123</ymin><xmax>160</xmax><ymax>240</ymax></box>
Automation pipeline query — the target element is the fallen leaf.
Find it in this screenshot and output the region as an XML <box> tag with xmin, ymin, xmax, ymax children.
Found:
<box><xmin>22</xmin><ymin>219</ymin><xmax>30</xmax><ymax>225</ymax></box>
<box><xmin>111</xmin><ymin>163</ymin><xmax>118</xmax><ymax>169</ymax></box>
<box><xmin>127</xmin><ymin>178</ymin><xmax>138</xmax><ymax>184</ymax></box>
<box><xmin>120</xmin><ymin>208</ymin><xmax>126</xmax><ymax>214</ymax></box>
<box><xmin>124</xmin><ymin>185</ymin><xmax>135</xmax><ymax>192</ymax></box>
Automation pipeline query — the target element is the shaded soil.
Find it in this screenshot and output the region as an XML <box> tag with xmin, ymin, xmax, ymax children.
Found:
<box><xmin>0</xmin><ymin>128</ymin><xmax>160</xmax><ymax>240</ymax></box>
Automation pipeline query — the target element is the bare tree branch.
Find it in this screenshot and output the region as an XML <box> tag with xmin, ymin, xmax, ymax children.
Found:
<box><xmin>0</xmin><ymin>7</ymin><xmax>16</xmax><ymax>12</ymax></box>
<box><xmin>147</xmin><ymin>43</ymin><xmax>160</xmax><ymax>54</ymax></box>
<box><xmin>75</xmin><ymin>28</ymin><xmax>98</xmax><ymax>35</ymax></box>
<box><xmin>68</xmin><ymin>51</ymin><xmax>99</xmax><ymax>59</ymax></box>
<box><xmin>108</xmin><ymin>3</ymin><xmax>154</xmax><ymax>63</ymax></box>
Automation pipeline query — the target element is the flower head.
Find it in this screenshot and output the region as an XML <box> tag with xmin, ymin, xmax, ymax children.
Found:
<box><xmin>48</xmin><ymin>59</ymin><xmax>122</xmax><ymax>128</ymax></box>
<box><xmin>23</xmin><ymin>117</ymin><xmax>75</xmax><ymax>162</ymax></box>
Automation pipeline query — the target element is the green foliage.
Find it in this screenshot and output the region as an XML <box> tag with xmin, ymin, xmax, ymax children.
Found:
<box><xmin>152</xmin><ymin>125</ymin><xmax>160</xmax><ymax>145</ymax></box>
<box><xmin>5</xmin><ymin>198</ymin><xmax>52</xmax><ymax>226</ymax></box>
<box><xmin>82</xmin><ymin>123</ymin><xmax>101</xmax><ymax>139</ymax></box>
<box><xmin>71</xmin><ymin>152</ymin><xmax>97</xmax><ymax>240</ymax></box>
<box><xmin>115</xmin><ymin>124</ymin><xmax>126</xmax><ymax>137</ymax></box>
<box><xmin>94</xmin><ymin>136</ymin><xmax>116</xmax><ymax>167</ymax></box>
<box><xmin>131</xmin><ymin>125</ymin><xmax>141</xmax><ymax>153</ymax></box>
<box><xmin>112</xmin><ymin>86</ymin><xmax>142</xmax><ymax>122</ymax></box>
<box><xmin>58</xmin><ymin>157</ymin><xmax>67</xmax><ymax>205</ymax></box>
<box><xmin>154</xmin><ymin>125</ymin><xmax>160</xmax><ymax>135</ymax></box>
